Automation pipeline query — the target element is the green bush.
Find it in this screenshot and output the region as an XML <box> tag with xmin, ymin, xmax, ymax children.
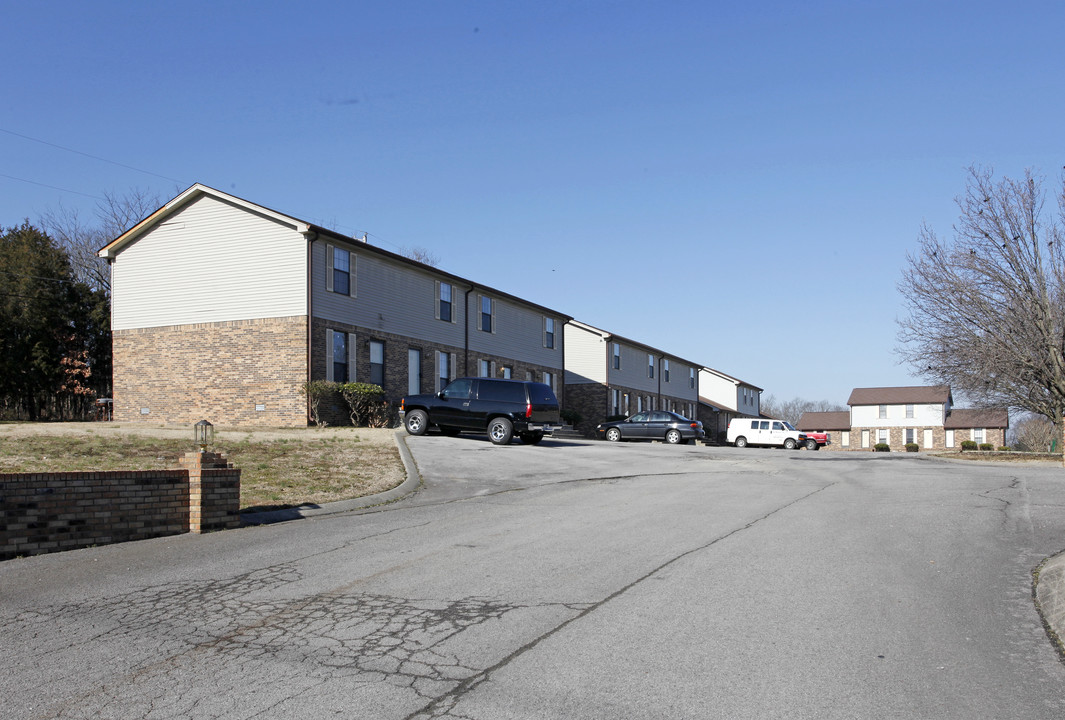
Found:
<box><xmin>960</xmin><ymin>440</ymin><xmax>978</xmax><ymax>451</ymax></box>
<box><xmin>301</xmin><ymin>380</ymin><xmax>341</xmax><ymax>427</ymax></box>
<box><xmin>905</xmin><ymin>443</ymin><xmax>919</xmax><ymax>452</ymax></box>
<box><xmin>339</xmin><ymin>382</ymin><xmax>395</xmax><ymax>427</ymax></box>
<box><xmin>979</xmin><ymin>443</ymin><xmax>994</xmax><ymax>451</ymax></box>
<box><xmin>874</xmin><ymin>443</ymin><xmax>890</xmax><ymax>452</ymax></box>
<box><xmin>997</xmin><ymin>446</ymin><xmax>1010</xmax><ymax>452</ymax></box>
<box><xmin>560</xmin><ymin>408</ymin><xmax>583</xmax><ymax>426</ymax></box>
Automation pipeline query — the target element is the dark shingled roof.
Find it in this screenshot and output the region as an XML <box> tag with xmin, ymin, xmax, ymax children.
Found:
<box><xmin>944</xmin><ymin>408</ymin><xmax>1009</xmax><ymax>429</ymax></box>
<box><xmin>796</xmin><ymin>411</ymin><xmax>851</xmax><ymax>431</ymax></box>
<box><xmin>847</xmin><ymin>385</ymin><xmax>952</xmax><ymax>406</ymax></box>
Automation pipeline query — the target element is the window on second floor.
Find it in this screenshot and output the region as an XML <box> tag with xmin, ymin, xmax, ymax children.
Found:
<box><xmin>612</xmin><ymin>343</ymin><xmax>621</xmax><ymax>370</ymax></box>
<box><xmin>689</xmin><ymin>368</ymin><xmax>695</xmax><ymax>389</ymax></box>
<box><xmin>879</xmin><ymin>404</ymin><xmax>888</xmax><ymax>419</ymax></box>
<box><xmin>480</xmin><ymin>295</ymin><xmax>493</xmax><ymax>332</ymax></box>
<box><xmin>543</xmin><ymin>317</ymin><xmax>555</xmax><ymax>349</ymax></box>
<box><xmin>437</xmin><ymin>282</ymin><xmax>453</xmax><ymax>323</ymax></box>
<box><xmin>648</xmin><ymin>354</ymin><xmax>654</xmax><ymax>379</ymax></box>
<box><xmin>905</xmin><ymin>404</ymin><xmax>914</xmax><ymax>419</ymax></box>
<box><xmin>326</xmin><ymin>245</ymin><xmax>353</xmax><ymax>296</ymax></box>
<box><xmin>663</xmin><ymin>359</ymin><xmax>670</xmax><ymax>382</ymax></box>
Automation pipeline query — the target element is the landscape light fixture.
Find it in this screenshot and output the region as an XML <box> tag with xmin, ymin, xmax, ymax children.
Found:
<box><xmin>194</xmin><ymin>419</ymin><xmax>214</xmax><ymax>452</ymax></box>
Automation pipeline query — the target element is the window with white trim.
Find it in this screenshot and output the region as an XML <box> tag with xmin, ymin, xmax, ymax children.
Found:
<box><xmin>878</xmin><ymin>428</ymin><xmax>889</xmax><ymax>445</ymax></box>
<box><xmin>479</xmin><ymin>359</ymin><xmax>496</xmax><ymax>378</ymax></box>
<box><xmin>905</xmin><ymin>428</ymin><xmax>915</xmax><ymax>444</ymax></box>
<box><xmin>905</xmin><ymin>404</ymin><xmax>914</xmax><ymax>419</ymax></box>
<box><xmin>435</xmin><ymin>351</ymin><xmax>456</xmax><ymax>391</ymax></box>
<box><xmin>437</xmin><ymin>282</ymin><xmax>453</xmax><ymax>323</ymax></box>
<box><xmin>879</xmin><ymin>405</ymin><xmax>888</xmax><ymax>419</ymax></box>
<box><xmin>973</xmin><ymin>428</ymin><xmax>985</xmax><ymax>444</ymax></box>
<box><xmin>326</xmin><ymin>245</ymin><xmax>353</xmax><ymax>296</ymax></box>
<box><xmin>369</xmin><ymin>341</ymin><xmax>384</xmax><ymax>386</ymax></box>
<box><xmin>479</xmin><ymin>295</ymin><xmax>494</xmax><ymax>332</ymax></box>
<box><xmin>408</xmin><ymin>349</ymin><xmax>421</xmax><ymax>395</ymax></box>
<box><xmin>327</xmin><ymin>330</ymin><xmax>356</xmax><ymax>383</ymax></box>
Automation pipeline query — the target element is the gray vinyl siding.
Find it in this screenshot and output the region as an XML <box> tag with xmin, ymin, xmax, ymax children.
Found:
<box><xmin>661</xmin><ymin>360</ymin><xmax>699</xmax><ymax>402</ymax></box>
<box><xmin>609</xmin><ymin>343</ymin><xmax>659</xmax><ymax>392</ymax></box>
<box><xmin>563</xmin><ymin>323</ymin><xmax>607</xmax><ymax>384</ymax></box>
<box><xmin>111</xmin><ymin>195</ymin><xmax>307</xmax><ymax>330</ymax></box>
<box><xmin>311</xmin><ymin>240</ymin><xmax>466</xmax><ymax>347</ymax></box>
<box><xmin>466</xmin><ymin>295</ymin><xmax>564</xmax><ymax>371</ymax></box>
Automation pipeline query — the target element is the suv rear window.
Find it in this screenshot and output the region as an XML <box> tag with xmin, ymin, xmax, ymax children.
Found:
<box><xmin>477</xmin><ymin>380</ymin><xmax>526</xmax><ymax>403</ymax></box>
<box><xmin>526</xmin><ymin>382</ymin><xmax>557</xmax><ymax>404</ymax></box>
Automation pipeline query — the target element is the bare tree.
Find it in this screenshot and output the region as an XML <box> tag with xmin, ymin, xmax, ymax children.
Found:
<box><xmin>897</xmin><ymin>166</ymin><xmax>1065</xmax><ymax>439</ymax></box>
<box><xmin>39</xmin><ymin>188</ymin><xmax>163</xmax><ymax>295</ymax></box>
<box><xmin>1011</xmin><ymin>413</ymin><xmax>1055</xmax><ymax>452</ymax></box>
<box><xmin>761</xmin><ymin>394</ymin><xmax>846</xmax><ymax>426</ymax></box>
<box><xmin>400</xmin><ymin>246</ymin><xmax>440</xmax><ymax>267</ymax></box>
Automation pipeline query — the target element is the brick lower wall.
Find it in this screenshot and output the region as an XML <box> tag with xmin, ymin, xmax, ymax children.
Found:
<box><xmin>113</xmin><ymin>315</ymin><xmax>308</xmax><ymax>427</ymax></box>
<box><xmin>1</xmin><ymin>453</ymin><xmax>240</xmax><ymax>561</ymax></box>
<box><xmin>313</xmin><ymin>318</ymin><xmax>567</xmax><ymax>426</ymax></box>
<box><xmin>564</xmin><ymin>382</ymin><xmax>700</xmax><ymax>437</ymax></box>
<box><xmin>842</xmin><ymin>426</ymin><xmax>1006</xmax><ymax>451</ymax></box>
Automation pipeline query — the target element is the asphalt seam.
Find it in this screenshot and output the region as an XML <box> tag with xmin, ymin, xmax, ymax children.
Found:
<box><xmin>402</xmin><ymin>481</ymin><xmax>839</xmax><ymax>720</ymax></box>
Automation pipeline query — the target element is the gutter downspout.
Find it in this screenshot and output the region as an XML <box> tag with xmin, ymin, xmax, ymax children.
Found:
<box><xmin>464</xmin><ymin>285</ymin><xmax>474</xmax><ymax>376</ymax></box>
<box><xmin>304</xmin><ymin>229</ymin><xmax>317</xmax><ymax>424</ymax></box>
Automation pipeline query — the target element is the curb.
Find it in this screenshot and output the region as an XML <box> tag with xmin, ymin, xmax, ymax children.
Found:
<box><xmin>240</xmin><ymin>429</ymin><xmax>421</xmax><ymax>526</ymax></box>
<box><xmin>1035</xmin><ymin>549</ymin><xmax>1065</xmax><ymax>660</ymax></box>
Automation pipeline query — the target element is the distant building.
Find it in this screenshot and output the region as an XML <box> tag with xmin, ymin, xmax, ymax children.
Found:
<box><xmin>797</xmin><ymin>386</ymin><xmax>1008</xmax><ymax>451</ymax></box>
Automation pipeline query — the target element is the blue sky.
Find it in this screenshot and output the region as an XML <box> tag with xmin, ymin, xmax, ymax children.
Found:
<box><xmin>3</xmin><ymin>1</ymin><xmax>1063</xmax><ymax>405</ymax></box>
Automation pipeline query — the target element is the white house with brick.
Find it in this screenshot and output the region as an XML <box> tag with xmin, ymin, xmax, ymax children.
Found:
<box><xmin>798</xmin><ymin>385</ymin><xmax>1008</xmax><ymax>451</ymax></box>
<box><xmin>696</xmin><ymin>367</ymin><xmax>762</xmax><ymax>442</ymax></box>
<box><xmin>563</xmin><ymin>320</ymin><xmax>700</xmax><ymax>435</ymax></box>
<box><xmin>100</xmin><ymin>183</ymin><xmax>569</xmax><ymax>427</ymax></box>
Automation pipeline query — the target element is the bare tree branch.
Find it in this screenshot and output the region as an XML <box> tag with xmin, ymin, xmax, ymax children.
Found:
<box><xmin>897</xmin><ymin>166</ymin><xmax>1065</xmax><ymax>433</ymax></box>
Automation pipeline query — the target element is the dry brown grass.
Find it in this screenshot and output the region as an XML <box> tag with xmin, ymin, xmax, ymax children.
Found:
<box><xmin>0</xmin><ymin>422</ymin><xmax>405</xmax><ymax>512</ymax></box>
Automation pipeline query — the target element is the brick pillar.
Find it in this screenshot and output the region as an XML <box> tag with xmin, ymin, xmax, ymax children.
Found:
<box><xmin>180</xmin><ymin>451</ymin><xmax>241</xmax><ymax>533</ymax></box>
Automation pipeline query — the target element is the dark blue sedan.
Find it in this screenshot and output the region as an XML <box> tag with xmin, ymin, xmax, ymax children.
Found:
<box><xmin>596</xmin><ymin>411</ymin><xmax>705</xmax><ymax>444</ymax></box>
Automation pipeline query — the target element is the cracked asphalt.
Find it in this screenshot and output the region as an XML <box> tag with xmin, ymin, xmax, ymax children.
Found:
<box><xmin>3</xmin><ymin>437</ymin><xmax>1065</xmax><ymax>719</ymax></box>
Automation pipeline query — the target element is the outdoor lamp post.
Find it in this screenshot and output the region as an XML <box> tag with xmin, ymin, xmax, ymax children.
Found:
<box><xmin>194</xmin><ymin>419</ymin><xmax>214</xmax><ymax>452</ymax></box>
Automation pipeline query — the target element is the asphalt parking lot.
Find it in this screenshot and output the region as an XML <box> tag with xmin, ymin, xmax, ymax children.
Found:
<box><xmin>3</xmin><ymin>436</ymin><xmax>1065</xmax><ymax>719</ymax></box>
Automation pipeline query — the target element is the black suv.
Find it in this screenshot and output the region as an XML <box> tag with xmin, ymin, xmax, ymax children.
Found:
<box><xmin>400</xmin><ymin>377</ymin><xmax>560</xmax><ymax>445</ymax></box>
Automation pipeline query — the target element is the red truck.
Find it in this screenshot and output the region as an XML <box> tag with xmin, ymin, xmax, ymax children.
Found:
<box><xmin>803</xmin><ymin>432</ymin><xmax>830</xmax><ymax>450</ymax></box>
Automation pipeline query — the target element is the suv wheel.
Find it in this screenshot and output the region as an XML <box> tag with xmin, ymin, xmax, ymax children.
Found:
<box><xmin>784</xmin><ymin>438</ymin><xmax>797</xmax><ymax>450</ymax></box>
<box><xmin>488</xmin><ymin>417</ymin><xmax>514</xmax><ymax>445</ymax></box>
<box><xmin>405</xmin><ymin>409</ymin><xmax>428</xmax><ymax>436</ymax></box>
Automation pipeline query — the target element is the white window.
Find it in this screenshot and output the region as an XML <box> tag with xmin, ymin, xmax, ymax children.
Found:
<box><xmin>327</xmin><ymin>330</ymin><xmax>356</xmax><ymax>383</ymax></box>
<box><xmin>946</xmin><ymin>429</ymin><xmax>955</xmax><ymax>448</ymax></box>
<box><xmin>543</xmin><ymin>317</ymin><xmax>555</xmax><ymax>349</ymax></box>
<box><xmin>408</xmin><ymin>349</ymin><xmax>421</xmax><ymax>395</ymax></box>
<box><xmin>973</xmin><ymin>428</ymin><xmax>985</xmax><ymax>444</ymax></box>
<box><xmin>325</xmin><ymin>245</ymin><xmax>353</xmax><ymax>296</ymax></box>
<box><xmin>435</xmin><ymin>351</ymin><xmax>456</xmax><ymax>391</ymax></box>
<box><xmin>878</xmin><ymin>429</ymin><xmax>889</xmax><ymax>445</ymax></box>
<box><xmin>879</xmin><ymin>405</ymin><xmax>888</xmax><ymax>419</ymax></box>
<box><xmin>479</xmin><ymin>359</ymin><xmax>497</xmax><ymax>378</ymax></box>
<box><xmin>479</xmin><ymin>295</ymin><xmax>494</xmax><ymax>332</ymax></box>
<box><xmin>436</xmin><ymin>282</ymin><xmax>453</xmax><ymax>323</ymax></box>
<box><xmin>905</xmin><ymin>404</ymin><xmax>914</xmax><ymax>419</ymax></box>
<box><xmin>905</xmin><ymin>428</ymin><xmax>915</xmax><ymax>444</ymax></box>
<box><xmin>369</xmin><ymin>340</ymin><xmax>384</xmax><ymax>387</ymax></box>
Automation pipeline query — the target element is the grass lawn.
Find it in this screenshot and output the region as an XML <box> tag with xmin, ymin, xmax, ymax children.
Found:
<box><xmin>0</xmin><ymin>424</ymin><xmax>405</xmax><ymax>513</ymax></box>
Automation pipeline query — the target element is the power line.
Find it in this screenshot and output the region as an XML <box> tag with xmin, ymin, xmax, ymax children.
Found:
<box><xmin>0</xmin><ymin>173</ymin><xmax>103</xmax><ymax>200</ymax></box>
<box><xmin>1</xmin><ymin>127</ymin><xmax>186</xmax><ymax>184</ymax></box>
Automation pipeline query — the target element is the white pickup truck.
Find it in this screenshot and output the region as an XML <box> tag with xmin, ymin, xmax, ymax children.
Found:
<box><xmin>726</xmin><ymin>418</ymin><xmax>807</xmax><ymax>449</ymax></box>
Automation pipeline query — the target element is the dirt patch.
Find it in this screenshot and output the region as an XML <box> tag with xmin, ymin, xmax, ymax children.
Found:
<box><xmin>0</xmin><ymin>422</ymin><xmax>406</xmax><ymax>511</ymax></box>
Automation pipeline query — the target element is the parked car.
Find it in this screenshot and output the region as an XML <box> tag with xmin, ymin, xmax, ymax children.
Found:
<box><xmin>726</xmin><ymin>417</ymin><xmax>806</xmax><ymax>449</ymax></box>
<box><xmin>596</xmin><ymin>411</ymin><xmax>705</xmax><ymax>444</ymax></box>
<box><xmin>400</xmin><ymin>377</ymin><xmax>560</xmax><ymax>445</ymax></box>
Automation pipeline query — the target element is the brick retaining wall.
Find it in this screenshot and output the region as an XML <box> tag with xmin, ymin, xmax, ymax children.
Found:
<box><xmin>1</xmin><ymin>452</ymin><xmax>240</xmax><ymax>561</ymax></box>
